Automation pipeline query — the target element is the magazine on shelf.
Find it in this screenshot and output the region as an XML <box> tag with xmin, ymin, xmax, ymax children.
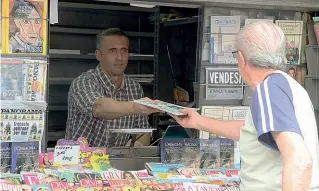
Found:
<box><xmin>0</xmin><ymin>142</ymin><xmax>11</xmax><ymax>173</ymax></box>
<box><xmin>134</xmin><ymin>100</ymin><xmax>199</xmax><ymax>116</ymax></box>
<box><xmin>11</xmin><ymin>141</ymin><xmax>40</xmax><ymax>174</ymax></box>
<box><xmin>0</xmin><ymin>108</ymin><xmax>45</xmax><ymax>142</ymax></box>
<box><xmin>0</xmin><ymin>57</ymin><xmax>47</xmax><ymax>102</ymax></box>
<box><xmin>161</xmin><ymin>138</ymin><xmax>236</xmax><ymax>169</ymax></box>
<box><xmin>275</xmin><ymin>20</ymin><xmax>304</xmax><ymax>65</ymax></box>
<box><xmin>1</xmin><ymin>0</ymin><xmax>48</xmax><ymax>54</ymax></box>
<box><xmin>209</xmin><ymin>16</ymin><xmax>241</xmax><ymax>64</ymax></box>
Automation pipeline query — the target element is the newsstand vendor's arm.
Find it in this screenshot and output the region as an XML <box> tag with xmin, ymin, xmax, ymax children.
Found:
<box><xmin>251</xmin><ymin>81</ymin><xmax>313</xmax><ymax>191</ymax></box>
<box><xmin>71</xmin><ymin>78</ymin><xmax>158</xmax><ymax>120</ymax></box>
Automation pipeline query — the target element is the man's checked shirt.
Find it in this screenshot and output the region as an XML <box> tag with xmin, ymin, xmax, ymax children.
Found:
<box><xmin>66</xmin><ymin>65</ymin><xmax>152</xmax><ymax>147</ymax></box>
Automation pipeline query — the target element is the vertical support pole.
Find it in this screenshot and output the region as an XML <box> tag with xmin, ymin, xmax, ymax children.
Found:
<box><xmin>42</xmin><ymin>0</ymin><xmax>51</xmax><ymax>152</ymax></box>
<box><xmin>195</xmin><ymin>7</ymin><xmax>204</xmax><ymax>108</ymax></box>
<box><xmin>152</xmin><ymin>6</ymin><xmax>160</xmax><ymax>130</ymax></box>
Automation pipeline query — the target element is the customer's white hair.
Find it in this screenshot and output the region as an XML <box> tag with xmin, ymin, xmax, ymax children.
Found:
<box><xmin>235</xmin><ymin>21</ymin><xmax>287</xmax><ymax>70</ymax></box>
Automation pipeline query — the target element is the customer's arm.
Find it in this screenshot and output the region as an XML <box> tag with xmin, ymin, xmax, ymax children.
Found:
<box><xmin>197</xmin><ymin>118</ymin><xmax>245</xmax><ymax>141</ymax></box>
<box><xmin>170</xmin><ymin>109</ymin><xmax>245</xmax><ymax>141</ymax></box>
<box><xmin>251</xmin><ymin>82</ymin><xmax>313</xmax><ymax>191</ymax></box>
<box><xmin>70</xmin><ymin>79</ymin><xmax>157</xmax><ymax>120</ymax></box>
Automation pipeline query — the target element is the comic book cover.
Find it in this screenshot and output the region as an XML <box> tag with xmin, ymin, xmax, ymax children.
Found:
<box><xmin>0</xmin><ymin>57</ymin><xmax>47</xmax><ymax>101</ymax></box>
<box><xmin>0</xmin><ymin>108</ymin><xmax>45</xmax><ymax>142</ymax></box>
<box><xmin>176</xmin><ymin>168</ymin><xmax>202</xmax><ymax>177</ymax></box>
<box><xmin>31</xmin><ymin>185</ymin><xmax>51</xmax><ymax>191</ymax></box>
<box><xmin>0</xmin><ymin>180</ymin><xmax>24</xmax><ymax>191</ymax></box>
<box><xmin>39</xmin><ymin>152</ymin><xmax>54</xmax><ymax>169</ymax></box>
<box><xmin>199</xmin><ymin>139</ymin><xmax>220</xmax><ymax>169</ymax></box>
<box><xmin>0</xmin><ymin>173</ymin><xmax>22</xmax><ymax>184</ymax></box>
<box><xmin>144</xmin><ymin>162</ymin><xmax>185</xmax><ymax>175</ymax></box>
<box><xmin>10</xmin><ymin>141</ymin><xmax>40</xmax><ymax>173</ymax></box>
<box><xmin>49</xmin><ymin>181</ymin><xmax>77</xmax><ymax>191</ymax></box>
<box><xmin>183</xmin><ymin>183</ymin><xmax>221</xmax><ymax>191</ymax></box>
<box><xmin>0</xmin><ymin>142</ymin><xmax>11</xmax><ymax>173</ymax></box>
<box><xmin>200</xmin><ymin>169</ymin><xmax>225</xmax><ymax>178</ymax></box>
<box><xmin>2</xmin><ymin>0</ymin><xmax>48</xmax><ymax>54</ymax></box>
<box><xmin>72</xmin><ymin>172</ymin><xmax>104</xmax><ymax>187</ymax></box>
<box><xmin>20</xmin><ymin>172</ymin><xmax>43</xmax><ymax>185</ymax></box>
<box><xmin>108</xmin><ymin>179</ymin><xmax>136</xmax><ymax>188</ymax></box>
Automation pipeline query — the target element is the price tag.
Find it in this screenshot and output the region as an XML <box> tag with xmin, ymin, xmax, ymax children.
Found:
<box><xmin>53</xmin><ymin>145</ymin><xmax>80</xmax><ymax>165</ymax></box>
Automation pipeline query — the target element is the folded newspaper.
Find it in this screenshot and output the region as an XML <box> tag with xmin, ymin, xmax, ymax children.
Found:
<box><xmin>134</xmin><ymin>100</ymin><xmax>199</xmax><ymax>115</ymax></box>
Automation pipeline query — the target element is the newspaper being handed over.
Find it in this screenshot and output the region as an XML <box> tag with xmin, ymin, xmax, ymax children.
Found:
<box><xmin>134</xmin><ymin>100</ymin><xmax>199</xmax><ymax>115</ymax></box>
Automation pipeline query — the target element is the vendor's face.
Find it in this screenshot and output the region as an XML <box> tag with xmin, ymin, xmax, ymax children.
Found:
<box><xmin>96</xmin><ymin>35</ymin><xmax>129</xmax><ymax>76</ymax></box>
<box><xmin>288</xmin><ymin>69</ymin><xmax>295</xmax><ymax>77</ymax></box>
<box><xmin>14</xmin><ymin>8</ymin><xmax>41</xmax><ymax>45</ymax></box>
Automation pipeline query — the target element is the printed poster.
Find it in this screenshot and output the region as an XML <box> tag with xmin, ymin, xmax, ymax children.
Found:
<box><xmin>2</xmin><ymin>0</ymin><xmax>48</xmax><ymax>54</ymax></box>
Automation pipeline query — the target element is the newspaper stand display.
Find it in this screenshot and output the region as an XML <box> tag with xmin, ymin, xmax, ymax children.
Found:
<box><xmin>0</xmin><ymin>0</ymin><xmax>318</xmax><ymax>190</ymax></box>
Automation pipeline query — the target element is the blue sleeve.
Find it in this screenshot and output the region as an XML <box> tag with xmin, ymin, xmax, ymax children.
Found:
<box><xmin>250</xmin><ymin>75</ymin><xmax>303</xmax><ymax>150</ymax></box>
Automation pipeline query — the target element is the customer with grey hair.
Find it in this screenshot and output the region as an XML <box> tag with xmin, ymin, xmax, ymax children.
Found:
<box><xmin>170</xmin><ymin>21</ymin><xmax>319</xmax><ymax>191</ymax></box>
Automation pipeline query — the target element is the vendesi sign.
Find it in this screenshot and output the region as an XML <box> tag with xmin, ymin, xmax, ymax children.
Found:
<box><xmin>205</xmin><ymin>68</ymin><xmax>243</xmax><ymax>100</ymax></box>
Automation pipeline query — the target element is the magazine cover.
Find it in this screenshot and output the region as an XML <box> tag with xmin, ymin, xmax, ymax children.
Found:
<box><xmin>0</xmin><ymin>142</ymin><xmax>11</xmax><ymax>173</ymax></box>
<box><xmin>161</xmin><ymin>139</ymin><xmax>185</xmax><ymax>164</ymax></box>
<box><xmin>219</xmin><ymin>138</ymin><xmax>235</xmax><ymax>168</ymax></box>
<box><xmin>209</xmin><ymin>16</ymin><xmax>241</xmax><ymax>64</ymax></box>
<box><xmin>0</xmin><ymin>0</ymin><xmax>3</xmax><ymax>53</ymax></box>
<box><xmin>183</xmin><ymin>139</ymin><xmax>200</xmax><ymax>168</ymax></box>
<box><xmin>2</xmin><ymin>0</ymin><xmax>48</xmax><ymax>54</ymax></box>
<box><xmin>0</xmin><ymin>57</ymin><xmax>47</xmax><ymax>101</ymax></box>
<box><xmin>10</xmin><ymin>141</ymin><xmax>40</xmax><ymax>174</ymax></box>
<box><xmin>275</xmin><ymin>20</ymin><xmax>304</xmax><ymax>65</ymax></box>
<box><xmin>0</xmin><ymin>108</ymin><xmax>45</xmax><ymax>142</ymax></box>
<box><xmin>199</xmin><ymin>139</ymin><xmax>220</xmax><ymax>169</ymax></box>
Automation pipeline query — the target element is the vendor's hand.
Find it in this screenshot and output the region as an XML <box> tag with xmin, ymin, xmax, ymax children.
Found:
<box><xmin>168</xmin><ymin>109</ymin><xmax>202</xmax><ymax>129</ymax></box>
<box><xmin>133</xmin><ymin>97</ymin><xmax>160</xmax><ymax>115</ymax></box>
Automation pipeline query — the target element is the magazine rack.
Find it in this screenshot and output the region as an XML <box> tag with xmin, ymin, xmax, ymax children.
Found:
<box><xmin>196</xmin><ymin>7</ymin><xmax>310</xmax><ymax>139</ymax></box>
<box><xmin>0</xmin><ymin>0</ymin><xmax>50</xmax><ymax>153</ymax></box>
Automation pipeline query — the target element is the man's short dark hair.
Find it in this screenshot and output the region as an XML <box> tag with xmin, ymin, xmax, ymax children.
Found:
<box><xmin>288</xmin><ymin>67</ymin><xmax>295</xmax><ymax>72</ymax></box>
<box><xmin>96</xmin><ymin>28</ymin><xmax>128</xmax><ymax>51</ymax></box>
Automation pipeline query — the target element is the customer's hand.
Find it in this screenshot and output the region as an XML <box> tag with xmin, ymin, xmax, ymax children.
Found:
<box><xmin>168</xmin><ymin>109</ymin><xmax>202</xmax><ymax>129</ymax></box>
<box><xmin>133</xmin><ymin>97</ymin><xmax>160</xmax><ymax>115</ymax></box>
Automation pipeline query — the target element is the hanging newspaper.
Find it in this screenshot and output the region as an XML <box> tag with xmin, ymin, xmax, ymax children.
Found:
<box><xmin>0</xmin><ymin>108</ymin><xmax>45</xmax><ymax>142</ymax></box>
<box><xmin>205</xmin><ymin>68</ymin><xmax>243</xmax><ymax>100</ymax></box>
<box><xmin>0</xmin><ymin>57</ymin><xmax>47</xmax><ymax>102</ymax></box>
<box><xmin>200</xmin><ymin>106</ymin><xmax>249</xmax><ymax>139</ymax></box>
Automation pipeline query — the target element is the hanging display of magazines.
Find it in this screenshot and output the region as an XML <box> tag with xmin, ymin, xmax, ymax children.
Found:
<box><xmin>0</xmin><ymin>0</ymin><xmax>49</xmax><ymax>175</ymax></box>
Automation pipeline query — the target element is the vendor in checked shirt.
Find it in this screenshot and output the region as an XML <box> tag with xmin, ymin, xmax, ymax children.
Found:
<box><xmin>66</xmin><ymin>28</ymin><xmax>159</xmax><ymax>147</ymax></box>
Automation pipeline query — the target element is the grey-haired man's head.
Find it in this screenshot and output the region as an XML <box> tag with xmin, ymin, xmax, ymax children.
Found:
<box><xmin>234</xmin><ymin>21</ymin><xmax>287</xmax><ymax>86</ymax></box>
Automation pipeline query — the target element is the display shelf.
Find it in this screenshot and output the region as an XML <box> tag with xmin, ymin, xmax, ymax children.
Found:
<box><xmin>0</xmin><ymin>53</ymin><xmax>49</xmax><ymax>59</ymax></box>
<box><xmin>58</xmin><ymin>2</ymin><xmax>156</xmax><ymax>13</ymax></box>
<box><xmin>50</xmin><ymin>26</ymin><xmax>155</xmax><ymax>37</ymax></box>
<box><xmin>162</xmin><ymin>17</ymin><xmax>198</xmax><ymax>27</ymax></box>
<box><xmin>49</xmin><ymin>53</ymin><xmax>154</xmax><ymax>61</ymax></box>
<box><xmin>49</xmin><ymin>77</ymin><xmax>155</xmax><ymax>86</ymax></box>
<box><xmin>118</xmin><ymin>0</ymin><xmax>319</xmax><ymax>12</ymax></box>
